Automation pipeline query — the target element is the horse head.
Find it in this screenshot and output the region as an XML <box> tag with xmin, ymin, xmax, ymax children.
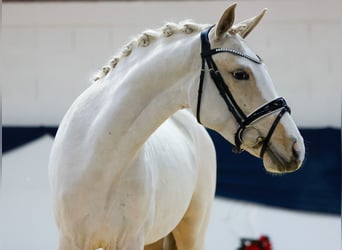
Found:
<box><xmin>190</xmin><ymin>3</ymin><xmax>305</xmax><ymax>173</ymax></box>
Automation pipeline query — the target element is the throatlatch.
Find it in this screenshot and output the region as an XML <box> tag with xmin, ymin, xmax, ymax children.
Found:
<box><xmin>196</xmin><ymin>26</ymin><xmax>291</xmax><ymax>157</ymax></box>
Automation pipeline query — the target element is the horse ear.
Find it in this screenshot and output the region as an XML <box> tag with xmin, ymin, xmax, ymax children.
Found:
<box><xmin>215</xmin><ymin>3</ymin><xmax>237</xmax><ymax>40</ymax></box>
<box><xmin>231</xmin><ymin>8</ymin><xmax>267</xmax><ymax>38</ymax></box>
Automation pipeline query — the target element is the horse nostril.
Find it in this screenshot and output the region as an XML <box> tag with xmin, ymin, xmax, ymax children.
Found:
<box><xmin>292</xmin><ymin>140</ymin><xmax>301</xmax><ymax>161</ymax></box>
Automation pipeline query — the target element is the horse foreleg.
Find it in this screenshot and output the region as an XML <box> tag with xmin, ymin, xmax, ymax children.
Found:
<box><xmin>170</xmin><ymin>127</ymin><xmax>216</xmax><ymax>250</ymax></box>
<box><xmin>144</xmin><ymin>238</ymin><xmax>164</xmax><ymax>250</ymax></box>
<box><xmin>171</xmin><ymin>197</ymin><xmax>212</xmax><ymax>250</ymax></box>
<box><xmin>163</xmin><ymin>233</ymin><xmax>177</xmax><ymax>250</ymax></box>
<box><xmin>171</xmin><ymin>149</ymin><xmax>216</xmax><ymax>250</ymax></box>
<box><xmin>144</xmin><ymin>234</ymin><xmax>177</xmax><ymax>250</ymax></box>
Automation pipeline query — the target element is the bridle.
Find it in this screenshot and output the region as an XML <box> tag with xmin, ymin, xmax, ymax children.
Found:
<box><xmin>196</xmin><ymin>26</ymin><xmax>291</xmax><ymax>158</ymax></box>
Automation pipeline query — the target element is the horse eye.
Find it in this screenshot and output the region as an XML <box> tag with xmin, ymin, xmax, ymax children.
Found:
<box><xmin>232</xmin><ymin>71</ymin><xmax>249</xmax><ymax>80</ymax></box>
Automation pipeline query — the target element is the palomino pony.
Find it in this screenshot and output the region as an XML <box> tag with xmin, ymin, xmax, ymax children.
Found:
<box><xmin>49</xmin><ymin>3</ymin><xmax>305</xmax><ymax>250</ymax></box>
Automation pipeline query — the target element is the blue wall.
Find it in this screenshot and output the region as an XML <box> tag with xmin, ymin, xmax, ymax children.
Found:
<box><xmin>209</xmin><ymin>128</ymin><xmax>341</xmax><ymax>215</ymax></box>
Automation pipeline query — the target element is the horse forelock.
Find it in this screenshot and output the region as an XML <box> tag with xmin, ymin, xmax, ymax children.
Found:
<box><xmin>93</xmin><ymin>21</ymin><xmax>204</xmax><ymax>83</ymax></box>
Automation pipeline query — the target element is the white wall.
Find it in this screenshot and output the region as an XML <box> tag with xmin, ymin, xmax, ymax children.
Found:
<box><xmin>2</xmin><ymin>0</ymin><xmax>341</xmax><ymax>127</ymax></box>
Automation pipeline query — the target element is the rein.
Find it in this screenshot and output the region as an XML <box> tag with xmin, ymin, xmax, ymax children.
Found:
<box><xmin>196</xmin><ymin>26</ymin><xmax>291</xmax><ymax>158</ymax></box>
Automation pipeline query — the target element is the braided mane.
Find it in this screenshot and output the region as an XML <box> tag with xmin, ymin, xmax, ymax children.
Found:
<box><xmin>93</xmin><ymin>21</ymin><xmax>204</xmax><ymax>82</ymax></box>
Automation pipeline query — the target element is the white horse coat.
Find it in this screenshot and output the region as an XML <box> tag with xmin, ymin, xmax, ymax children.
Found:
<box><xmin>49</xmin><ymin>4</ymin><xmax>304</xmax><ymax>250</ymax></box>
<box><xmin>50</xmin><ymin>105</ymin><xmax>215</xmax><ymax>249</ymax></box>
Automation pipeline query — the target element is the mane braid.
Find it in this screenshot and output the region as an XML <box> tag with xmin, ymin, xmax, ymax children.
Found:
<box><xmin>93</xmin><ymin>21</ymin><xmax>203</xmax><ymax>83</ymax></box>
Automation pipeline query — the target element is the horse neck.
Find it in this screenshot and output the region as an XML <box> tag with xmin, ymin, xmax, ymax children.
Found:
<box><xmin>103</xmin><ymin>32</ymin><xmax>201</xmax><ymax>159</ymax></box>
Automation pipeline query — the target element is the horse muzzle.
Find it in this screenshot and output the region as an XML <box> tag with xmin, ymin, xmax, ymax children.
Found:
<box><xmin>262</xmin><ymin>137</ymin><xmax>305</xmax><ymax>173</ymax></box>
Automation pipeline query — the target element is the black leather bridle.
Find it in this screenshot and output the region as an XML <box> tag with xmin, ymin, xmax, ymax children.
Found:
<box><xmin>196</xmin><ymin>26</ymin><xmax>291</xmax><ymax>157</ymax></box>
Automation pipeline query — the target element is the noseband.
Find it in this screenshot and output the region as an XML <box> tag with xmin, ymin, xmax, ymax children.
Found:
<box><xmin>196</xmin><ymin>26</ymin><xmax>291</xmax><ymax>158</ymax></box>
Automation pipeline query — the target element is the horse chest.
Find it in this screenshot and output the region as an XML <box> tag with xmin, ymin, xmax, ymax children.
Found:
<box><xmin>138</xmin><ymin>116</ymin><xmax>201</xmax><ymax>242</ymax></box>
